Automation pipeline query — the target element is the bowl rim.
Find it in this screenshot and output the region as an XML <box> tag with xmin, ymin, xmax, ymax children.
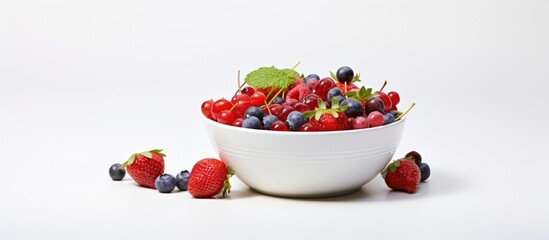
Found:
<box><xmin>204</xmin><ymin>115</ymin><xmax>406</xmax><ymax>136</ymax></box>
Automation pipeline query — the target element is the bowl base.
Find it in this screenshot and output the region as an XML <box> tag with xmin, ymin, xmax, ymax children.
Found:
<box><xmin>249</xmin><ymin>187</ymin><xmax>362</xmax><ymax>198</ymax></box>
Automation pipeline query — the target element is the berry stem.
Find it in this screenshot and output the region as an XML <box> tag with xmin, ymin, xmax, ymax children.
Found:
<box><xmin>291</xmin><ymin>61</ymin><xmax>301</xmax><ymax>70</ymax></box>
<box><xmin>379</xmin><ymin>80</ymin><xmax>387</xmax><ymax>92</ymax></box>
<box><xmin>264</xmin><ymin>100</ymin><xmax>272</xmax><ymax>115</ymax></box>
<box><xmin>237</xmin><ymin>70</ymin><xmax>241</xmax><ymax>90</ymax></box>
<box><xmin>395</xmin><ymin>102</ymin><xmax>416</xmax><ymax>121</ymax></box>
<box><xmin>228</xmin><ymin>101</ymin><xmax>239</xmax><ymax>112</ymax></box>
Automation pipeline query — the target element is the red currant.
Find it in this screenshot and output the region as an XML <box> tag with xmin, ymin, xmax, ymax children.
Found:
<box><xmin>270</xmin><ymin>120</ymin><xmax>289</xmax><ymax>131</ymax></box>
<box><xmin>250</xmin><ymin>92</ymin><xmax>266</xmax><ymax>106</ymax></box>
<box><xmin>201</xmin><ymin>99</ymin><xmax>214</xmax><ymax>119</ymax></box>
<box><xmin>299</xmin><ymin>123</ymin><xmax>316</xmax><ymax>131</ymax></box>
<box><xmin>301</xmin><ymin>93</ymin><xmax>320</xmax><ymax>110</ymax></box>
<box><xmin>282</xmin><ymin>98</ymin><xmax>298</xmax><ymax>106</ymax></box>
<box><xmin>388</xmin><ymin>91</ymin><xmax>400</xmax><ymax>106</ymax></box>
<box><xmin>264</xmin><ymin>104</ymin><xmax>283</xmax><ymax>116</ymax></box>
<box><xmin>231</xmin><ymin>94</ymin><xmax>250</xmax><ymax>105</ymax></box>
<box><xmin>241</xmin><ymin>86</ymin><xmax>255</xmax><ymax>96</ymax></box>
<box><xmin>293</xmin><ymin>103</ymin><xmax>310</xmax><ymax>113</ymax></box>
<box><xmin>367</xmin><ymin>111</ymin><xmax>384</xmax><ymax>127</ymax></box>
<box><xmin>234</xmin><ymin>99</ymin><xmax>252</xmax><ymax>118</ymax></box>
<box><xmin>217</xmin><ymin>110</ymin><xmax>236</xmax><ymax>125</ymax></box>
<box><xmin>313</xmin><ymin>77</ymin><xmax>336</xmax><ymax>100</ymax></box>
<box><xmin>232</xmin><ymin>118</ymin><xmax>243</xmax><ymax>127</ymax></box>
<box><xmin>211</xmin><ymin>98</ymin><xmax>232</xmax><ymax>120</ymax></box>
<box><xmin>278</xmin><ymin>105</ymin><xmax>295</xmax><ymax>121</ymax></box>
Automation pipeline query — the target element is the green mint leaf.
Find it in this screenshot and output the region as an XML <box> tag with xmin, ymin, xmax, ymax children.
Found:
<box><xmin>244</xmin><ymin>66</ymin><xmax>299</xmax><ymax>89</ymax></box>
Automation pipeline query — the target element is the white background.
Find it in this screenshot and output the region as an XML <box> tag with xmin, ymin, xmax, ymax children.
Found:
<box><xmin>1</xmin><ymin>0</ymin><xmax>548</xmax><ymax>239</ymax></box>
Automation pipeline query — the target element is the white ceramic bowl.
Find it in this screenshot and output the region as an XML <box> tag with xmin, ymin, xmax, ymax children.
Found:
<box><xmin>204</xmin><ymin>117</ymin><xmax>406</xmax><ymax>197</ymax></box>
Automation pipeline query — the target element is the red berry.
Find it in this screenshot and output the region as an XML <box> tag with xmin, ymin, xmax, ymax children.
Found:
<box><xmin>270</xmin><ymin>120</ymin><xmax>289</xmax><ymax>131</ymax></box>
<box><xmin>232</xmin><ymin>118</ymin><xmax>243</xmax><ymax>127</ymax></box>
<box><xmin>307</xmin><ymin>79</ymin><xmax>319</xmax><ymax>91</ymax></box>
<box><xmin>301</xmin><ymin>93</ymin><xmax>320</xmax><ymax>110</ymax></box>
<box><xmin>282</xmin><ymin>98</ymin><xmax>298</xmax><ymax>107</ymax></box>
<box><xmin>217</xmin><ymin>110</ymin><xmax>236</xmax><ymax>125</ymax></box>
<box><xmin>352</xmin><ymin>116</ymin><xmax>369</xmax><ymax>129</ymax></box>
<box><xmin>241</xmin><ymin>86</ymin><xmax>255</xmax><ymax>96</ymax></box>
<box><xmin>313</xmin><ymin>77</ymin><xmax>336</xmax><ymax>100</ymax></box>
<box><xmin>376</xmin><ymin>91</ymin><xmax>393</xmax><ymax>112</ymax></box>
<box><xmin>201</xmin><ymin>99</ymin><xmax>214</xmax><ymax>119</ymax></box>
<box><xmin>336</xmin><ymin>82</ymin><xmax>358</xmax><ymax>93</ymax></box>
<box><xmin>231</xmin><ymin>94</ymin><xmax>250</xmax><ymax>105</ymax></box>
<box><xmin>264</xmin><ymin>103</ymin><xmax>283</xmax><ymax>116</ymax></box>
<box><xmin>367</xmin><ymin>111</ymin><xmax>384</xmax><ymax>127</ymax></box>
<box><xmin>188</xmin><ymin>158</ymin><xmax>232</xmax><ymax>198</ymax></box>
<box><xmin>120</xmin><ymin>149</ymin><xmax>166</xmax><ymax>189</ymax></box>
<box><xmin>388</xmin><ymin>91</ymin><xmax>400</xmax><ymax>106</ymax></box>
<box><xmin>234</xmin><ymin>99</ymin><xmax>252</xmax><ymax>118</ymax></box>
<box><xmin>299</xmin><ymin>123</ymin><xmax>316</xmax><ymax>131</ymax></box>
<box><xmin>278</xmin><ymin>105</ymin><xmax>295</xmax><ymax>121</ymax></box>
<box><xmin>250</xmin><ymin>92</ymin><xmax>266</xmax><ymax>106</ymax></box>
<box><xmin>211</xmin><ymin>99</ymin><xmax>233</xmax><ymax>121</ymax></box>
<box><xmin>286</xmin><ymin>84</ymin><xmax>311</xmax><ymax>101</ymax></box>
<box><xmin>382</xmin><ymin>158</ymin><xmax>421</xmax><ymax>193</ymax></box>
<box><xmin>293</xmin><ymin>103</ymin><xmax>310</xmax><ymax>113</ymax></box>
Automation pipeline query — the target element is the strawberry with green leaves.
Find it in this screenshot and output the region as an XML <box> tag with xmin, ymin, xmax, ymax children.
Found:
<box><xmin>303</xmin><ymin>98</ymin><xmax>351</xmax><ymax>131</ymax></box>
<box><xmin>120</xmin><ymin>149</ymin><xmax>165</xmax><ymax>189</ymax></box>
<box><xmin>381</xmin><ymin>158</ymin><xmax>421</xmax><ymax>193</ymax></box>
<box><xmin>188</xmin><ymin>158</ymin><xmax>234</xmax><ymax>198</ymax></box>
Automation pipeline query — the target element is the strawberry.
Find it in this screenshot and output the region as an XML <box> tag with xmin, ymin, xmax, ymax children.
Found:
<box><xmin>381</xmin><ymin>158</ymin><xmax>421</xmax><ymax>193</ymax></box>
<box><xmin>120</xmin><ymin>149</ymin><xmax>165</xmax><ymax>189</ymax></box>
<box><xmin>187</xmin><ymin>158</ymin><xmax>234</xmax><ymax>198</ymax></box>
<box><xmin>303</xmin><ymin>98</ymin><xmax>351</xmax><ymax>131</ymax></box>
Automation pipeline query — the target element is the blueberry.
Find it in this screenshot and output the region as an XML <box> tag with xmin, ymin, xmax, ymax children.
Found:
<box><xmin>244</xmin><ymin>106</ymin><xmax>264</xmax><ymax>121</ymax></box>
<box><xmin>418</xmin><ymin>163</ymin><xmax>430</xmax><ymax>182</ymax></box>
<box><xmin>175</xmin><ymin>170</ymin><xmax>190</xmax><ymax>191</ymax></box>
<box><xmin>155</xmin><ymin>174</ymin><xmax>176</xmax><ymax>193</ymax></box>
<box><xmin>263</xmin><ymin>114</ymin><xmax>279</xmax><ymax>130</ymax></box>
<box><xmin>242</xmin><ymin>116</ymin><xmax>261</xmax><ymax>129</ymax></box>
<box><xmin>383</xmin><ymin>113</ymin><xmax>395</xmax><ymax>125</ymax></box>
<box><xmin>341</xmin><ymin>98</ymin><xmax>363</xmax><ymax>118</ymax></box>
<box><xmin>109</xmin><ymin>163</ymin><xmax>126</xmax><ymax>181</ymax></box>
<box><xmin>336</xmin><ymin>66</ymin><xmax>354</xmax><ymax>83</ymax></box>
<box><xmin>285</xmin><ymin>111</ymin><xmax>306</xmax><ymax>131</ymax></box>
<box><xmin>389</xmin><ymin>110</ymin><xmax>400</xmax><ymax>119</ymax></box>
<box><xmin>272</xmin><ymin>96</ymin><xmax>284</xmax><ymax>105</ymax></box>
<box><xmin>304</xmin><ymin>74</ymin><xmax>320</xmax><ymax>85</ymax></box>
<box><xmin>327</xmin><ymin>87</ymin><xmax>343</xmax><ymax>102</ymax></box>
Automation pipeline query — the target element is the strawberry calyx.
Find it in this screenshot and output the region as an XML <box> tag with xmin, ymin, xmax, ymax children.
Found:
<box><xmin>303</xmin><ymin>97</ymin><xmax>348</xmax><ymax>120</ymax></box>
<box><xmin>219</xmin><ymin>166</ymin><xmax>235</xmax><ymax>198</ymax></box>
<box><xmin>119</xmin><ymin>149</ymin><xmax>165</xmax><ymax>169</ymax></box>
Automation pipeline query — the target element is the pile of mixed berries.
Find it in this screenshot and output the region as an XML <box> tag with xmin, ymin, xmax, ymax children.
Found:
<box><xmin>201</xmin><ymin>65</ymin><xmax>414</xmax><ymax>131</ymax></box>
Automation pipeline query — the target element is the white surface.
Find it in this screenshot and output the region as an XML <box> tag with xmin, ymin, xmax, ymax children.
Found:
<box><xmin>1</xmin><ymin>0</ymin><xmax>548</xmax><ymax>239</ymax></box>
<box><xmin>205</xmin><ymin>116</ymin><xmax>405</xmax><ymax>197</ymax></box>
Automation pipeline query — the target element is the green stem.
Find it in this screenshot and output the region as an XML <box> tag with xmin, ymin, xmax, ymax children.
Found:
<box><xmin>267</xmin><ymin>87</ymin><xmax>285</xmax><ymax>105</ymax></box>
<box><xmin>395</xmin><ymin>102</ymin><xmax>416</xmax><ymax>121</ymax></box>
<box><xmin>291</xmin><ymin>61</ymin><xmax>301</xmax><ymax>70</ymax></box>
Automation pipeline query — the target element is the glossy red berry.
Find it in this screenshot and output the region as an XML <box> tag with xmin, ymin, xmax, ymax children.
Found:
<box><xmin>232</xmin><ymin>118</ymin><xmax>243</xmax><ymax>127</ymax></box>
<box><xmin>211</xmin><ymin>98</ymin><xmax>233</xmax><ymax>120</ymax></box>
<box><xmin>293</xmin><ymin>103</ymin><xmax>310</xmax><ymax>113</ymax></box>
<box><xmin>231</xmin><ymin>94</ymin><xmax>250</xmax><ymax>105</ymax></box>
<box><xmin>376</xmin><ymin>91</ymin><xmax>393</xmax><ymax>112</ymax></box>
<box><xmin>270</xmin><ymin>120</ymin><xmax>289</xmax><ymax>131</ymax></box>
<box><xmin>241</xmin><ymin>86</ymin><xmax>255</xmax><ymax>96</ymax></box>
<box><xmin>201</xmin><ymin>99</ymin><xmax>214</xmax><ymax>119</ymax></box>
<box><xmin>367</xmin><ymin>111</ymin><xmax>384</xmax><ymax>127</ymax></box>
<box><xmin>299</xmin><ymin>123</ymin><xmax>316</xmax><ymax>131</ymax></box>
<box><xmin>313</xmin><ymin>78</ymin><xmax>336</xmax><ymax>100</ymax></box>
<box><xmin>352</xmin><ymin>116</ymin><xmax>369</xmax><ymax>129</ymax></box>
<box><xmin>278</xmin><ymin>105</ymin><xmax>295</xmax><ymax>121</ymax></box>
<box><xmin>250</xmin><ymin>92</ymin><xmax>266</xmax><ymax>106</ymax></box>
<box><xmin>264</xmin><ymin>104</ymin><xmax>283</xmax><ymax>116</ymax></box>
<box><xmin>301</xmin><ymin>93</ymin><xmax>320</xmax><ymax>110</ymax></box>
<box><xmin>388</xmin><ymin>91</ymin><xmax>400</xmax><ymax>106</ymax></box>
<box><xmin>217</xmin><ymin>110</ymin><xmax>236</xmax><ymax>125</ymax></box>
